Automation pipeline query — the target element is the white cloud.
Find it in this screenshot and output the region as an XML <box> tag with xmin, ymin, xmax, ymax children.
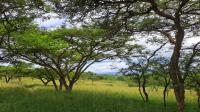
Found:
<box><xmin>184</xmin><ymin>37</ymin><xmax>200</xmax><ymax>46</ymax></box>
<box><xmin>86</xmin><ymin>60</ymin><xmax>127</xmax><ymax>74</ymax></box>
<box><xmin>35</xmin><ymin>18</ymin><xmax>65</xmax><ymax>28</ymax></box>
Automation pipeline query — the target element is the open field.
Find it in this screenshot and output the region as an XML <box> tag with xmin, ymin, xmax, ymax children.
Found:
<box><xmin>0</xmin><ymin>78</ymin><xmax>199</xmax><ymax>112</ymax></box>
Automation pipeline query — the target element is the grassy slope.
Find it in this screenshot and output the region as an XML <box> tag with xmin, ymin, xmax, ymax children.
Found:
<box><xmin>0</xmin><ymin>78</ymin><xmax>199</xmax><ymax>112</ymax></box>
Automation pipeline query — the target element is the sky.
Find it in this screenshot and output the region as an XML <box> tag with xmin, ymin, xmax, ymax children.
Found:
<box><xmin>34</xmin><ymin>16</ymin><xmax>200</xmax><ymax>75</ymax></box>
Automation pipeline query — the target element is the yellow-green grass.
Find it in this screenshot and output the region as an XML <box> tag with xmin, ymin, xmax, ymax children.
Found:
<box><xmin>0</xmin><ymin>78</ymin><xmax>199</xmax><ymax>112</ymax></box>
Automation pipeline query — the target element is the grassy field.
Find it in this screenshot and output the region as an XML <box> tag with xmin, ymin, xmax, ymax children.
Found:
<box><xmin>0</xmin><ymin>78</ymin><xmax>199</xmax><ymax>112</ymax></box>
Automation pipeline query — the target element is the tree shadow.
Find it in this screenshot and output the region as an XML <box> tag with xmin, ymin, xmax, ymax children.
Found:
<box><xmin>23</xmin><ymin>84</ymin><xmax>44</xmax><ymax>88</ymax></box>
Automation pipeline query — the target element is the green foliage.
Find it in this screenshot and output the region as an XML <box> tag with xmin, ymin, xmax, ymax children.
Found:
<box><xmin>81</xmin><ymin>73</ymin><xmax>131</xmax><ymax>82</ymax></box>
<box><xmin>29</xmin><ymin>68</ymin><xmax>58</xmax><ymax>83</ymax></box>
<box><xmin>135</xmin><ymin>18</ymin><xmax>161</xmax><ymax>29</ymax></box>
<box><xmin>9</xmin><ymin>26</ymin><xmax>129</xmax><ymax>91</ymax></box>
<box><xmin>156</xmin><ymin>0</ymin><xmax>169</xmax><ymax>9</ymax></box>
<box><xmin>13</xmin><ymin>29</ymin><xmax>68</xmax><ymax>51</ymax></box>
<box><xmin>0</xmin><ymin>0</ymin><xmax>44</xmax><ymax>36</ymax></box>
<box><xmin>50</xmin><ymin>28</ymin><xmax>106</xmax><ymax>39</ymax></box>
<box><xmin>0</xmin><ymin>66</ymin><xmax>16</xmax><ymax>76</ymax></box>
<box><xmin>0</xmin><ymin>64</ymin><xmax>31</xmax><ymax>79</ymax></box>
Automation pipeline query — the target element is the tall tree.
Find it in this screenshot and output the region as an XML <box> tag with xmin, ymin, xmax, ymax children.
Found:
<box><xmin>31</xmin><ymin>68</ymin><xmax>58</xmax><ymax>88</ymax></box>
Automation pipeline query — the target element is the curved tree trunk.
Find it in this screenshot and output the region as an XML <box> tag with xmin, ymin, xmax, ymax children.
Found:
<box><xmin>40</xmin><ymin>78</ymin><xmax>50</xmax><ymax>86</ymax></box>
<box><xmin>137</xmin><ymin>78</ymin><xmax>145</xmax><ymax>102</ymax></box>
<box><xmin>142</xmin><ymin>77</ymin><xmax>149</xmax><ymax>102</ymax></box>
<box><xmin>52</xmin><ymin>79</ymin><xmax>58</xmax><ymax>91</ymax></box>
<box><xmin>169</xmin><ymin>26</ymin><xmax>185</xmax><ymax>112</ymax></box>
<box><xmin>48</xmin><ymin>73</ymin><xmax>58</xmax><ymax>91</ymax></box>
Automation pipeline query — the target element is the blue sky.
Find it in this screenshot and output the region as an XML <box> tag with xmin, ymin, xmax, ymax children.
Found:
<box><xmin>34</xmin><ymin>16</ymin><xmax>200</xmax><ymax>75</ymax></box>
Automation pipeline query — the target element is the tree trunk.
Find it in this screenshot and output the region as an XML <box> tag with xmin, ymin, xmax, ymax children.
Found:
<box><xmin>92</xmin><ymin>80</ymin><xmax>94</xmax><ymax>85</ymax></box>
<box><xmin>142</xmin><ymin>77</ymin><xmax>149</xmax><ymax>102</ymax></box>
<box><xmin>59</xmin><ymin>76</ymin><xmax>70</xmax><ymax>93</ymax></box>
<box><xmin>198</xmin><ymin>95</ymin><xmax>200</xmax><ymax>108</ymax></box>
<box><xmin>169</xmin><ymin>46</ymin><xmax>185</xmax><ymax>112</ymax></box>
<box><xmin>52</xmin><ymin>79</ymin><xmax>58</xmax><ymax>91</ymax></box>
<box><xmin>40</xmin><ymin>78</ymin><xmax>50</xmax><ymax>86</ymax></box>
<box><xmin>163</xmin><ymin>81</ymin><xmax>170</xmax><ymax>109</ymax></box>
<box><xmin>163</xmin><ymin>87</ymin><xmax>167</xmax><ymax>108</ymax></box>
<box><xmin>66</xmin><ymin>81</ymin><xmax>74</xmax><ymax>93</ymax></box>
<box><xmin>59</xmin><ymin>78</ymin><xmax>63</xmax><ymax>91</ymax></box>
<box><xmin>197</xmin><ymin>88</ymin><xmax>200</xmax><ymax>108</ymax></box>
<box><xmin>48</xmin><ymin>73</ymin><xmax>58</xmax><ymax>91</ymax></box>
<box><xmin>4</xmin><ymin>76</ymin><xmax>7</xmax><ymax>83</ymax></box>
<box><xmin>137</xmin><ymin>77</ymin><xmax>145</xmax><ymax>102</ymax></box>
<box><xmin>169</xmin><ymin>27</ymin><xmax>185</xmax><ymax>112</ymax></box>
<box><xmin>44</xmin><ymin>81</ymin><xmax>50</xmax><ymax>86</ymax></box>
<box><xmin>67</xmin><ymin>85</ymin><xmax>72</xmax><ymax>93</ymax></box>
<box><xmin>18</xmin><ymin>77</ymin><xmax>22</xmax><ymax>82</ymax></box>
<box><xmin>174</xmin><ymin>84</ymin><xmax>185</xmax><ymax>112</ymax></box>
<box><xmin>170</xmin><ymin>58</ymin><xmax>185</xmax><ymax>112</ymax></box>
<box><xmin>4</xmin><ymin>76</ymin><xmax>11</xmax><ymax>83</ymax></box>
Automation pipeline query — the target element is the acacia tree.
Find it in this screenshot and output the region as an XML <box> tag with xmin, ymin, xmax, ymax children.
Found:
<box><xmin>51</xmin><ymin>0</ymin><xmax>200</xmax><ymax>111</ymax></box>
<box><xmin>10</xmin><ymin>27</ymin><xmax>129</xmax><ymax>92</ymax></box>
<box><xmin>121</xmin><ymin>42</ymin><xmax>167</xmax><ymax>102</ymax></box>
<box><xmin>0</xmin><ymin>66</ymin><xmax>15</xmax><ymax>83</ymax></box>
<box><xmin>31</xmin><ymin>68</ymin><xmax>58</xmax><ymax>88</ymax></box>
<box><xmin>10</xmin><ymin>61</ymin><xmax>32</xmax><ymax>82</ymax></box>
<box><xmin>0</xmin><ymin>61</ymin><xmax>30</xmax><ymax>83</ymax></box>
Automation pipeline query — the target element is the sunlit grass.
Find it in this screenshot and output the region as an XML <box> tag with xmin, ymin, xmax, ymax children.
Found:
<box><xmin>0</xmin><ymin>78</ymin><xmax>199</xmax><ymax>112</ymax></box>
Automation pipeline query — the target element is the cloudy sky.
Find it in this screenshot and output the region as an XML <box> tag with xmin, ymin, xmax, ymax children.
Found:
<box><xmin>34</xmin><ymin>16</ymin><xmax>200</xmax><ymax>75</ymax></box>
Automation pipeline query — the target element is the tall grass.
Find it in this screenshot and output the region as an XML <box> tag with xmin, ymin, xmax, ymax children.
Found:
<box><xmin>0</xmin><ymin>78</ymin><xmax>199</xmax><ymax>112</ymax></box>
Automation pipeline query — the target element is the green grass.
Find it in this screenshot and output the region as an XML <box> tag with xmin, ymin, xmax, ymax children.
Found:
<box><xmin>0</xmin><ymin>78</ymin><xmax>199</xmax><ymax>112</ymax></box>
